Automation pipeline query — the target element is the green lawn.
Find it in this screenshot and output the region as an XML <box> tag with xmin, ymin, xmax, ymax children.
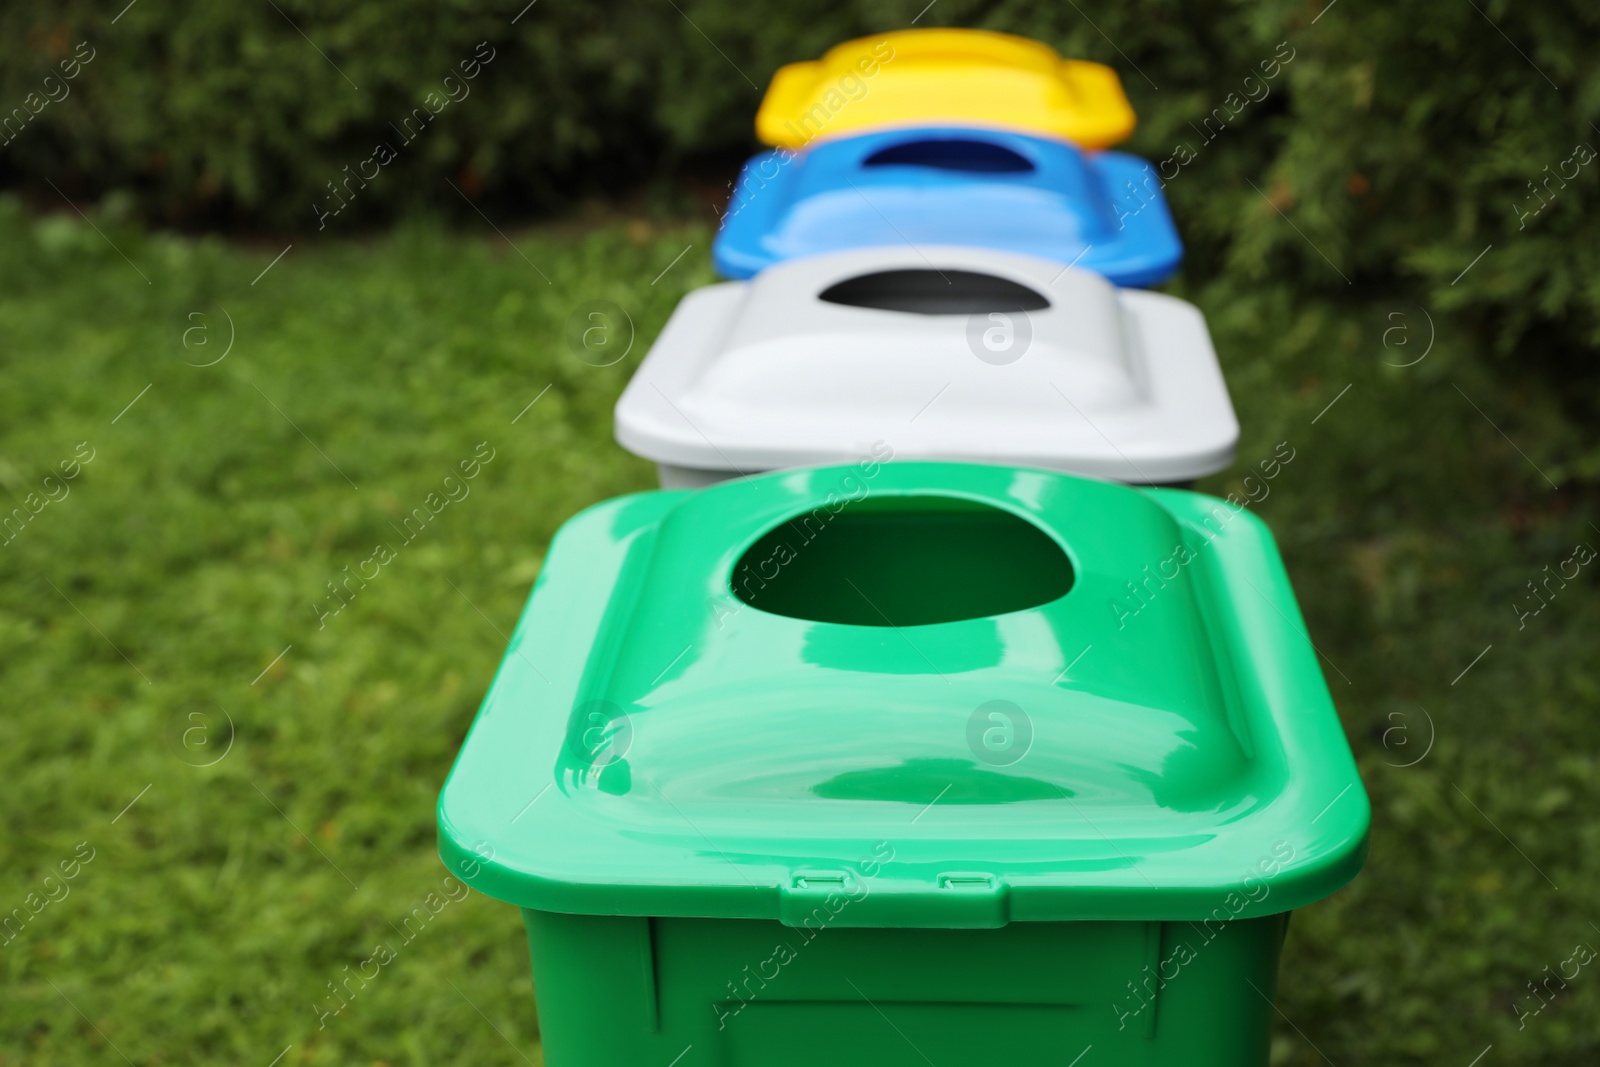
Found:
<box><xmin>0</xmin><ymin>197</ymin><xmax>1595</xmax><ymax>1065</ymax></box>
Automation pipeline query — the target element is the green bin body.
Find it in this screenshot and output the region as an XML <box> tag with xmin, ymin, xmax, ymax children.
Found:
<box><xmin>438</xmin><ymin>461</ymin><xmax>1368</xmax><ymax>1066</ymax></box>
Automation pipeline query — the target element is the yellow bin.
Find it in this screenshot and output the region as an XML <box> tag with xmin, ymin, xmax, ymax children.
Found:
<box><xmin>756</xmin><ymin>29</ymin><xmax>1136</xmax><ymax>150</ymax></box>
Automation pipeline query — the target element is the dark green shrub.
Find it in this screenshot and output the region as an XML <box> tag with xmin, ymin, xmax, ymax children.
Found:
<box><xmin>3</xmin><ymin>1</ymin><xmax>1597</xmax><ymax>467</ymax></box>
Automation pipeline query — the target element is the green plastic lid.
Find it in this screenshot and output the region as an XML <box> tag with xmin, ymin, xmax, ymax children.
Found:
<box><xmin>437</xmin><ymin>462</ymin><xmax>1368</xmax><ymax>928</ymax></box>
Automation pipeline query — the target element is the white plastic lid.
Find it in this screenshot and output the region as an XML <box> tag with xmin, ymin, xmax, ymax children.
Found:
<box><xmin>614</xmin><ymin>246</ymin><xmax>1238</xmax><ymax>484</ymax></box>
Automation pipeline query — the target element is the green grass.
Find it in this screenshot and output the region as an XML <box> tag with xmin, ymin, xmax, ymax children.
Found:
<box><xmin>0</xmin><ymin>197</ymin><xmax>1595</xmax><ymax>1065</ymax></box>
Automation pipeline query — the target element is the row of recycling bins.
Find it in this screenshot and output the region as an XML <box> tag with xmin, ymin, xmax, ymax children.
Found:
<box><xmin>437</xmin><ymin>28</ymin><xmax>1369</xmax><ymax>1067</ymax></box>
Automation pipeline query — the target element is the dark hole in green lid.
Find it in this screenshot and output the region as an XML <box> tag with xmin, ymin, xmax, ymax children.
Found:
<box><xmin>732</xmin><ymin>495</ymin><xmax>1073</xmax><ymax>627</ymax></box>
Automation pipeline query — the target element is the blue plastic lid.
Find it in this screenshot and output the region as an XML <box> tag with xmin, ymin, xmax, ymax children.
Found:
<box><xmin>713</xmin><ymin>127</ymin><xmax>1183</xmax><ymax>287</ymax></box>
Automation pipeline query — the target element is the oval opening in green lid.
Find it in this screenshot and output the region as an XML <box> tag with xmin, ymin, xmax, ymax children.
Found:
<box><xmin>730</xmin><ymin>494</ymin><xmax>1074</xmax><ymax>626</ymax></box>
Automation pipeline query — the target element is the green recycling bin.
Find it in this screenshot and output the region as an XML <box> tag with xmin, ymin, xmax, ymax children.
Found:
<box><xmin>437</xmin><ymin>461</ymin><xmax>1368</xmax><ymax>1066</ymax></box>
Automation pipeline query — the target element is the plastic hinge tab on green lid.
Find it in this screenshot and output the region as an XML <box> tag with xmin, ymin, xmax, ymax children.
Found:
<box><xmin>437</xmin><ymin>462</ymin><xmax>1368</xmax><ymax>928</ymax></box>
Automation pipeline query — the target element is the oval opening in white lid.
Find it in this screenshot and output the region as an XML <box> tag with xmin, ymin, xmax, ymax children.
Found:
<box><xmin>818</xmin><ymin>268</ymin><xmax>1051</xmax><ymax>316</ymax></box>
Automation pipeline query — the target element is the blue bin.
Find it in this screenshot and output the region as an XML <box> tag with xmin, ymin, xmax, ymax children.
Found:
<box><xmin>713</xmin><ymin>127</ymin><xmax>1182</xmax><ymax>287</ymax></box>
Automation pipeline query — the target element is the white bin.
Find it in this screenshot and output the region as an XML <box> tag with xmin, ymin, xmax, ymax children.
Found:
<box><xmin>615</xmin><ymin>246</ymin><xmax>1238</xmax><ymax>487</ymax></box>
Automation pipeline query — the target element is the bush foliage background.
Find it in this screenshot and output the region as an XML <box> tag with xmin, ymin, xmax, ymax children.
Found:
<box><xmin>3</xmin><ymin>0</ymin><xmax>1599</xmax><ymax>452</ymax></box>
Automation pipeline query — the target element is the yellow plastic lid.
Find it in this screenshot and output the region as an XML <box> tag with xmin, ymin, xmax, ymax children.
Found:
<box><xmin>756</xmin><ymin>29</ymin><xmax>1136</xmax><ymax>150</ymax></box>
